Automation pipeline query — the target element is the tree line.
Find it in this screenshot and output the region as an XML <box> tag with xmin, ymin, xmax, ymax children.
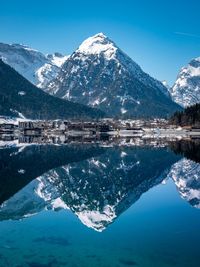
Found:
<box><xmin>170</xmin><ymin>103</ymin><xmax>200</xmax><ymax>127</ymax></box>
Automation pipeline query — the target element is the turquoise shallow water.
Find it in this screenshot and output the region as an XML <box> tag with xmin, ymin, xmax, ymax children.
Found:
<box><xmin>0</xmin><ymin>141</ymin><xmax>200</xmax><ymax>267</ymax></box>
<box><xmin>0</xmin><ymin>180</ymin><xmax>200</xmax><ymax>267</ymax></box>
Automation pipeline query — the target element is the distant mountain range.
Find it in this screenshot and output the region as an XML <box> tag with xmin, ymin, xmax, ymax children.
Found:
<box><xmin>1</xmin><ymin>33</ymin><xmax>200</xmax><ymax>119</ymax></box>
<box><xmin>0</xmin><ymin>33</ymin><xmax>183</xmax><ymax>119</ymax></box>
<box><xmin>0</xmin><ymin>42</ymin><xmax>69</xmax><ymax>88</ymax></box>
<box><xmin>0</xmin><ymin>60</ymin><xmax>104</xmax><ymax>119</ymax></box>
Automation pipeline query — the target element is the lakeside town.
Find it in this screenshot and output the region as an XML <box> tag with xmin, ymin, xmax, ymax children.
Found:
<box><xmin>0</xmin><ymin>117</ymin><xmax>200</xmax><ymax>145</ymax></box>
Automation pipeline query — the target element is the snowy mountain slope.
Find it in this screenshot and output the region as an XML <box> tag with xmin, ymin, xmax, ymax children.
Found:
<box><xmin>170</xmin><ymin>57</ymin><xmax>200</xmax><ymax>107</ymax></box>
<box><xmin>47</xmin><ymin>33</ymin><xmax>181</xmax><ymax>118</ymax></box>
<box><xmin>0</xmin><ymin>43</ymin><xmax>68</xmax><ymax>88</ymax></box>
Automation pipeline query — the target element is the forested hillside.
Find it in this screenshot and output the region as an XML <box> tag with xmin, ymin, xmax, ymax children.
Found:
<box><xmin>170</xmin><ymin>103</ymin><xmax>200</xmax><ymax>126</ymax></box>
<box><xmin>0</xmin><ymin>60</ymin><xmax>104</xmax><ymax>120</ymax></box>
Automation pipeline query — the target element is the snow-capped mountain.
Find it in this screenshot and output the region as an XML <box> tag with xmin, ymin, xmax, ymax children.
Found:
<box><xmin>47</xmin><ymin>33</ymin><xmax>181</xmax><ymax>118</ymax></box>
<box><xmin>170</xmin><ymin>57</ymin><xmax>200</xmax><ymax>107</ymax></box>
<box><xmin>0</xmin><ymin>43</ymin><xmax>68</xmax><ymax>88</ymax></box>
<box><xmin>168</xmin><ymin>159</ymin><xmax>200</xmax><ymax>208</ymax></box>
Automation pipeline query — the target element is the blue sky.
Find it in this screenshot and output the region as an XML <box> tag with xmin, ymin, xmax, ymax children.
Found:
<box><xmin>0</xmin><ymin>0</ymin><xmax>200</xmax><ymax>85</ymax></box>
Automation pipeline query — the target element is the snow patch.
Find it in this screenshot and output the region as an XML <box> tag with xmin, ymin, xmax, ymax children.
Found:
<box><xmin>18</xmin><ymin>91</ymin><xmax>26</xmax><ymax>96</ymax></box>
<box><xmin>18</xmin><ymin>169</ymin><xmax>26</xmax><ymax>174</ymax></box>
<box><xmin>121</xmin><ymin>108</ymin><xmax>127</xmax><ymax>114</ymax></box>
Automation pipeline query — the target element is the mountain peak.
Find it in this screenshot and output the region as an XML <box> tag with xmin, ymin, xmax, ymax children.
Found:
<box><xmin>77</xmin><ymin>33</ymin><xmax>117</xmax><ymax>58</ymax></box>
<box><xmin>94</xmin><ymin>32</ymin><xmax>108</xmax><ymax>38</ymax></box>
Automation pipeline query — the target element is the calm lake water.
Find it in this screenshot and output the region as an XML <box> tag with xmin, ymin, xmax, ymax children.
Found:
<box><xmin>0</xmin><ymin>138</ymin><xmax>200</xmax><ymax>267</ymax></box>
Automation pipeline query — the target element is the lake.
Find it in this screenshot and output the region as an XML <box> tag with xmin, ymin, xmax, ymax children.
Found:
<box><xmin>0</xmin><ymin>138</ymin><xmax>200</xmax><ymax>267</ymax></box>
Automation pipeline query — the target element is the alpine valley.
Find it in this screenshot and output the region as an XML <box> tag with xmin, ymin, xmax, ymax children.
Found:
<box><xmin>1</xmin><ymin>2</ymin><xmax>200</xmax><ymax>267</ymax></box>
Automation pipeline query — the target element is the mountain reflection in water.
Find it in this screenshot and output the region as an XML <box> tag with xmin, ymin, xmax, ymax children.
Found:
<box><xmin>0</xmin><ymin>138</ymin><xmax>199</xmax><ymax>232</ymax></box>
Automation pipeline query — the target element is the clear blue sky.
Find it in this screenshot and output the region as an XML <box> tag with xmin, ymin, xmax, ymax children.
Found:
<box><xmin>0</xmin><ymin>0</ymin><xmax>200</xmax><ymax>85</ymax></box>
